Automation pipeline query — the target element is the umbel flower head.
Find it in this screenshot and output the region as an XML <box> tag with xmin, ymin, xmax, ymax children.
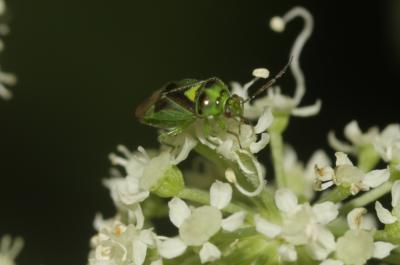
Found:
<box><xmin>85</xmin><ymin>5</ymin><xmax>400</xmax><ymax>265</ymax></box>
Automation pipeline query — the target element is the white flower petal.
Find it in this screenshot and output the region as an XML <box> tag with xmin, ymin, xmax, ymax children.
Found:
<box><xmin>230</xmin><ymin>81</ymin><xmax>248</xmax><ymax>99</ymax></box>
<box><xmin>347</xmin><ymin>208</ymin><xmax>367</xmax><ymax>230</ymax></box>
<box><xmin>179</xmin><ymin>206</ymin><xmax>222</xmax><ymax>246</ymax></box>
<box><xmin>305</xmin><ymin>150</ymin><xmax>331</xmax><ymax>177</ymax></box>
<box><xmin>375</xmin><ymin>201</ymin><xmax>397</xmax><ymax>224</ymax></box>
<box><xmin>320</xmin><ymin>259</ymin><xmax>344</xmax><ymax>265</ymax></box>
<box><xmin>221</xmin><ymin>211</ymin><xmax>247</xmax><ymax>232</ymax></box>
<box><xmin>172</xmin><ymin>137</ymin><xmax>197</xmax><ymax>165</ymax></box>
<box><xmin>312</xmin><ymin>202</ymin><xmax>339</xmax><ymax>224</ymax></box>
<box><xmin>140</xmin><ymin>152</ymin><xmax>172</xmax><ymax>190</ymax></box>
<box><xmin>373</xmin><ymin>241</ymin><xmax>397</xmax><ymax>259</ymax></box>
<box><xmin>291</xmin><ymin>99</ymin><xmax>321</xmax><ymax>117</ymax></box>
<box><xmin>335</xmin><ymin>152</ymin><xmax>353</xmax><ymax>166</ymax></box>
<box><xmin>328</xmin><ymin>132</ymin><xmax>355</xmax><ymax>153</ymax></box>
<box><xmin>275</xmin><ymin>188</ymin><xmax>298</xmax><ymax>214</ymax></box>
<box><xmin>132</xmin><ymin>204</ymin><xmax>145</xmax><ymax>230</ymax></box>
<box><xmin>254</xmin><ymin>214</ymin><xmax>282</xmax><ymax>238</ymax></box>
<box><xmin>336</xmin><ymin>230</ymin><xmax>374</xmax><ymax>265</ymax></box>
<box><xmin>254</xmin><ymin>108</ymin><xmax>273</xmax><ymax>134</ymax></box>
<box><xmin>344</xmin><ymin>120</ymin><xmax>362</xmax><ymax>144</ymax></box>
<box><xmin>278</xmin><ymin>244</ymin><xmax>297</xmax><ymax>262</ymax></box>
<box><xmin>121</xmin><ymin>191</ymin><xmax>150</xmax><ymax>206</ymax></box>
<box><xmin>210</xmin><ymin>181</ymin><xmax>232</xmax><ymax>210</ymax></box>
<box><xmin>224</xmin><ymin>168</ymin><xmax>237</xmax><ymax>183</ymax></box>
<box><xmin>362</xmin><ymin>167</ymin><xmax>390</xmax><ymax>188</ymax></box>
<box><xmin>139</xmin><ymin>229</ymin><xmax>156</xmax><ymax>247</ymax></box>
<box><xmin>199</xmin><ymin>242</ymin><xmax>221</xmax><ymax>263</ymax></box>
<box><xmin>250</xmin><ymin>133</ymin><xmax>270</xmax><ymax>153</ymax></box>
<box><xmin>306</xmin><ymin>226</ymin><xmax>336</xmax><ymax>260</ymax></box>
<box><xmin>283</xmin><ymin>146</ymin><xmax>297</xmax><ymax>170</ymax></box>
<box><xmin>392</xmin><ymin>180</ymin><xmax>400</xmax><ymax>208</ymax></box>
<box><xmin>168</xmin><ymin>197</ymin><xmax>191</xmax><ymax>228</ymax></box>
<box><xmin>319</xmin><ymin>181</ymin><xmax>335</xmax><ymax>190</ymax></box>
<box><xmin>362</xmin><ymin>213</ymin><xmax>378</xmax><ymax>230</ymax></box>
<box><xmin>252</xmin><ymin>68</ymin><xmax>270</xmax><ymax>79</ymax></box>
<box><xmin>158</xmin><ymin>238</ymin><xmax>187</xmax><ymax>259</ymax></box>
<box><xmin>315</xmin><ymin>166</ymin><xmax>335</xmax><ymax>182</ymax></box>
<box><xmin>132</xmin><ymin>240</ymin><xmax>147</xmax><ymax>265</ymax></box>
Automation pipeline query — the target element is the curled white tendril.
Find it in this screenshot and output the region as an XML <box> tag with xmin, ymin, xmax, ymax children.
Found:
<box><xmin>270</xmin><ymin>7</ymin><xmax>321</xmax><ymax>117</ymax></box>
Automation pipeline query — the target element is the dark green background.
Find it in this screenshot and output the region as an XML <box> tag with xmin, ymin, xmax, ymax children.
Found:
<box><xmin>0</xmin><ymin>0</ymin><xmax>399</xmax><ymax>264</ymax></box>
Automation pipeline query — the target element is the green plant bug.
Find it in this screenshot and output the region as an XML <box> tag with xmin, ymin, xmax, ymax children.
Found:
<box><xmin>135</xmin><ymin>61</ymin><xmax>290</xmax><ymax>137</ymax></box>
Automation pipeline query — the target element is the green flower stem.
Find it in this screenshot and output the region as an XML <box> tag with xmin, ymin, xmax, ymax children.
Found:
<box><xmin>374</xmin><ymin>229</ymin><xmax>400</xmax><ymax>244</ymax></box>
<box><xmin>340</xmin><ymin>181</ymin><xmax>393</xmax><ymax>214</ymax></box>
<box><xmin>268</xmin><ymin>114</ymin><xmax>289</xmax><ymax>189</ymax></box>
<box><xmin>357</xmin><ymin>145</ymin><xmax>380</xmax><ymax>172</ymax></box>
<box><xmin>177</xmin><ymin>187</ymin><xmax>246</xmax><ymax>214</ymax></box>
<box><xmin>260</xmin><ymin>188</ymin><xmax>282</xmax><ymax>223</ymax></box>
<box><xmin>316</xmin><ymin>186</ymin><xmax>350</xmax><ymax>204</ymax></box>
<box><xmin>327</xmin><ymin>217</ymin><xmax>348</xmax><ymax>237</ymax></box>
<box><xmin>269</xmin><ymin>130</ymin><xmax>286</xmax><ymax>189</ymax></box>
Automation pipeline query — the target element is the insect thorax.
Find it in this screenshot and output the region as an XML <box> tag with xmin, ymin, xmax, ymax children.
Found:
<box><xmin>195</xmin><ymin>78</ymin><xmax>231</xmax><ymax>118</ymax></box>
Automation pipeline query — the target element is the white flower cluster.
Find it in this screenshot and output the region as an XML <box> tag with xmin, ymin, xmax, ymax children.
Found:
<box><xmin>0</xmin><ymin>0</ymin><xmax>16</xmax><ymax>100</ymax></box>
<box><xmin>329</xmin><ymin>120</ymin><xmax>400</xmax><ymax>165</ymax></box>
<box><xmin>314</xmin><ymin>152</ymin><xmax>390</xmax><ymax>195</ymax></box>
<box><xmin>87</xmin><ymin>6</ymin><xmax>400</xmax><ymax>265</ymax></box>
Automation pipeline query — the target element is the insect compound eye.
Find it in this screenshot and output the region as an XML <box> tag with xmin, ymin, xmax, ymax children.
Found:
<box><xmin>204</xmin><ymin>79</ymin><xmax>216</xmax><ymax>88</ymax></box>
<box><xmin>200</xmin><ymin>94</ymin><xmax>210</xmax><ymax>107</ymax></box>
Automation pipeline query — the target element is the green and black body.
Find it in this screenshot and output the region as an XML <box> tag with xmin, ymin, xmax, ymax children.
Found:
<box><xmin>135</xmin><ymin>77</ymin><xmax>244</xmax><ymax>135</ymax></box>
<box><xmin>135</xmin><ymin>61</ymin><xmax>290</xmax><ymax>136</ymax></box>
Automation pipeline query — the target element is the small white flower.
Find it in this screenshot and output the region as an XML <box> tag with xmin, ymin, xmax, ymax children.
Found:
<box><xmin>255</xmin><ymin>189</ymin><xmax>338</xmax><ymax>261</ymax></box>
<box><xmin>104</xmin><ymin>176</ymin><xmax>150</xmax><ymax>208</ymax></box>
<box><xmin>328</xmin><ymin>120</ymin><xmax>379</xmax><ymax>154</ymax></box>
<box><xmin>89</xmin><ymin>208</ymin><xmax>157</xmax><ymax>265</ymax></box>
<box><xmin>375</xmin><ymin>180</ymin><xmax>400</xmax><ymax>224</ymax></box>
<box><xmin>329</xmin><ymin>121</ymin><xmax>400</xmax><ymax>163</ymax></box>
<box><xmin>0</xmin><ymin>235</ymin><xmax>24</xmax><ymax>265</ymax></box>
<box><xmin>283</xmin><ymin>146</ymin><xmax>331</xmax><ymax>199</ymax></box>
<box><xmin>374</xmin><ymin>124</ymin><xmax>400</xmax><ymax>162</ymax></box>
<box><xmin>106</xmin><ymin>138</ymin><xmax>196</xmax><ymax>207</ymax></box>
<box><xmin>314</xmin><ymin>152</ymin><xmax>390</xmax><ymax>195</ymax></box>
<box><xmin>160</xmin><ymin>181</ymin><xmax>246</xmax><ymax>263</ymax></box>
<box><xmin>334</xmin><ymin>208</ymin><xmax>396</xmax><ymax>265</ymax></box>
<box><xmin>199</xmin><ymin>242</ymin><xmax>221</xmax><ymax>263</ymax></box>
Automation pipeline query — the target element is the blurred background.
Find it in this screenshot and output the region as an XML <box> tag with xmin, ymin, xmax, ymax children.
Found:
<box><xmin>0</xmin><ymin>0</ymin><xmax>399</xmax><ymax>264</ymax></box>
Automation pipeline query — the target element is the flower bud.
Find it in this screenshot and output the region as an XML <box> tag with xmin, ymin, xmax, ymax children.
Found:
<box><xmin>151</xmin><ymin>165</ymin><xmax>185</xmax><ymax>198</ymax></box>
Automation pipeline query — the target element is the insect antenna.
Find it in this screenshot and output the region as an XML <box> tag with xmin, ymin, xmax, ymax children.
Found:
<box><xmin>244</xmin><ymin>57</ymin><xmax>292</xmax><ymax>103</ymax></box>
